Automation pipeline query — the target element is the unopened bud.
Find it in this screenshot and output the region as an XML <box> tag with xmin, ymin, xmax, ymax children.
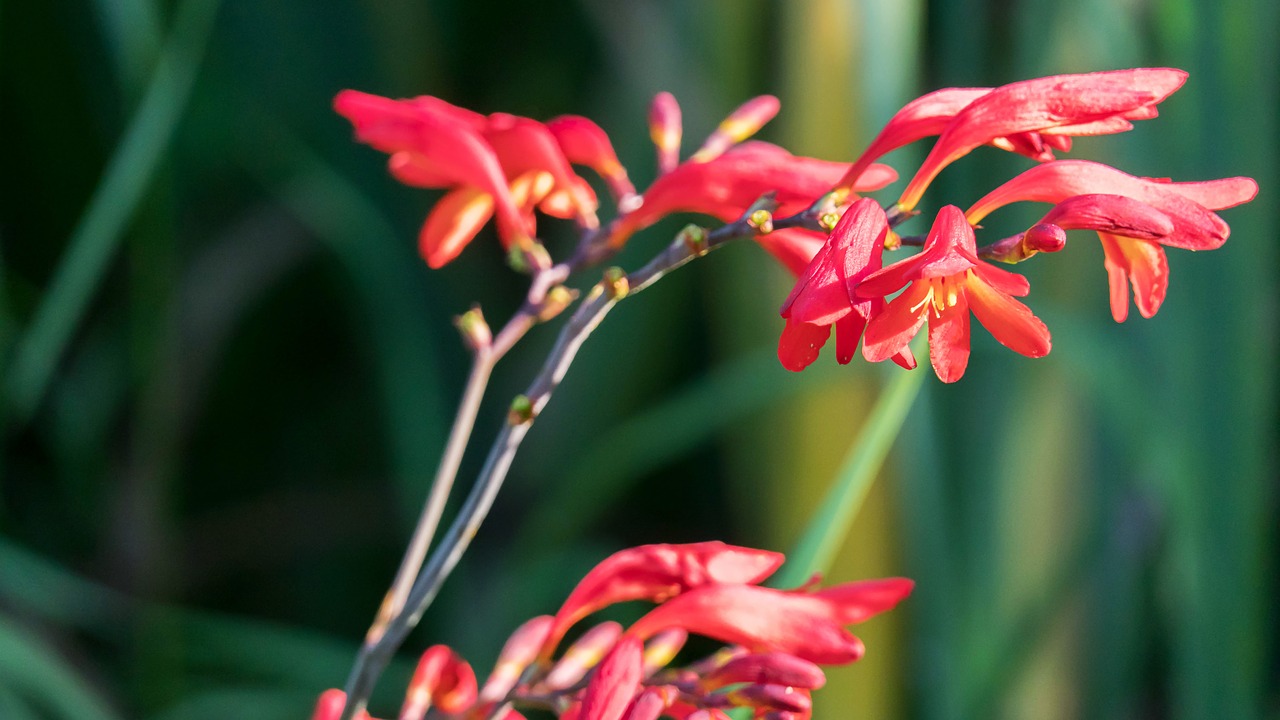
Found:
<box><xmin>679</xmin><ymin>224</ymin><xmax>708</xmax><ymax>255</ymax></box>
<box><xmin>540</xmin><ymin>622</ymin><xmax>623</xmax><ymax>690</ymax></box>
<box><xmin>454</xmin><ymin>306</ymin><xmax>492</xmax><ymax>352</ymax></box>
<box><xmin>602</xmin><ymin>267</ymin><xmax>629</xmax><ymax>300</ymax></box>
<box><xmin>538</xmin><ymin>286</ymin><xmax>578</xmax><ymax>322</ymax></box>
<box><xmin>479</xmin><ymin>616</ymin><xmax>554</xmax><ymax>703</ymax></box>
<box><xmin>642</xmin><ymin>629</ymin><xmax>687</xmax><ymax>676</ymax></box>
<box><xmin>699</xmin><ymin>652</ymin><xmax>826</xmax><ymax>691</ymax></box>
<box><xmin>692</xmin><ymin>95</ymin><xmax>781</xmax><ymax>163</ymax></box>
<box><xmin>748</xmin><ymin>209</ymin><xmax>774</xmax><ymax>234</ymax></box>
<box><xmin>507</xmin><ymin>242</ymin><xmax>553</xmax><ymax>275</ymax></box>
<box><xmin>649</xmin><ymin>92</ymin><xmax>683</xmax><ymax>175</ymax></box>
<box><xmin>1023</xmin><ymin>222</ymin><xmax>1067</xmax><ymax>253</ymax></box>
<box><xmin>623</xmin><ymin>688</ymin><xmax>675</xmax><ymax>720</ymax></box>
<box><xmin>508</xmin><ymin>395</ymin><xmax>535</xmax><ymax>426</ymax></box>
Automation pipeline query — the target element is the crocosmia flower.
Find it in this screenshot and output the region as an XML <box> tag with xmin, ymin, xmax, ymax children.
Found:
<box><xmin>857</xmin><ymin>206</ymin><xmax>1051</xmax><ymax>383</ymax></box>
<box><xmin>777</xmin><ymin>198</ymin><xmax>915</xmax><ymax>372</ymax></box>
<box><xmin>542</xmin><ymin>541</ymin><xmax>783</xmax><ymax>658</ymax></box>
<box><xmin>893</xmin><ymin>68</ymin><xmax>1187</xmax><ymax>210</ymax></box>
<box><xmin>967</xmin><ymin>160</ymin><xmax>1257</xmax><ymax>321</ymax></box>
<box><xmin>335</xmin><ymin>91</ymin><xmax>611</xmax><ymax>267</ymax></box>
<box><xmin>611</xmin><ymin>141</ymin><xmax>897</xmax><ymax>274</ymax></box>
<box><xmin>335</xmin><ymin>90</ymin><xmax>535</xmax><ymax>267</ymax></box>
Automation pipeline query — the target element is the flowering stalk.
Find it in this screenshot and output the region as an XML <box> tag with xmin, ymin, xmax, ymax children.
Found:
<box><xmin>340</xmin><ymin>193</ymin><xmax>851</xmax><ymax>719</ymax></box>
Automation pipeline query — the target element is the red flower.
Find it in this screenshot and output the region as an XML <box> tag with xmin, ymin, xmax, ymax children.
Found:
<box><xmin>579</xmin><ymin>636</ymin><xmax>644</xmax><ymax>720</ymax></box>
<box><xmin>400</xmin><ymin>645</ymin><xmax>477</xmax><ymax>720</ymax></box>
<box><xmin>624</xmin><ymin>578</ymin><xmax>913</xmax><ymax>665</ymax></box>
<box><xmin>610</xmin><ymin>141</ymin><xmax>897</xmax><ymax>274</ymax></box>
<box><xmin>335</xmin><ymin>91</ymin><xmax>606</xmax><ymax>267</ymax></box>
<box><xmin>543</xmin><ymin>542</ymin><xmax>783</xmax><ymax>659</ymax></box>
<box><xmin>648</xmin><ymin>92</ymin><xmax>683</xmax><ymax>176</ymax></box>
<box><xmin>777</xmin><ymin>198</ymin><xmax>915</xmax><ymax>372</ymax></box>
<box><xmin>967</xmin><ymin>160</ymin><xmax>1257</xmax><ymax>320</ymax></box>
<box><xmin>834</xmin><ymin>86</ymin><xmax>1071</xmax><ymax>192</ymax></box>
<box><xmin>479</xmin><ymin>615</ymin><xmax>555</xmax><ymax>704</ymax></box>
<box><xmin>893</xmin><ymin>68</ymin><xmax>1187</xmax><ymax>210</ymax></box>
<box><xmin>857</xmin><ymin>206</ymin><xmax>1051</xmax><ymax>383</ymax></box>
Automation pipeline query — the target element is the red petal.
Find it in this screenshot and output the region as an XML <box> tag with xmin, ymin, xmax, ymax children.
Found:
<box><xmin>964</xmin><ymin>275</ymin><xmax>1051</xmax><ymax>358</ymax></box>
<box><xmin>899</xmin><ymin>69</ymin><xmax>1186</xmax><ymax>209</ymax></box>
<box><xmin>837</xmin><ymin>87</ymin><xmax>990</xmax><ymax>190</ymax></box>
<box><xmin>1099</xmin><ymin>233</ymin><xmax>1168</xmax><ymax>319</ymax></box>
<box><xmin>862</xmin><ymin>282</ymin><xmax>930</xmax><ymax>363</ymax></box>
<box><xmin>546</xmin><ymin>115</ymin><xmax>635</xmax><ymax>198</ymax></box>
<box><xmin>927</xmin><ymin>299</ymin><xmax>971</xmax><ymax>383</ymax></box>
<box><xmin>1158</xmin><ymin>176</ymin><xmax>1259</xmax><ymax>210</ymax></box>
<box><xmin>626</xmin><ymin>584</ymin><xmax>866</xmax><ymax>665</ymax></box>
<box><xmin>834</xmin><ymin>313</ymin><xmax>868</xmax><ymax>365</ymax></box>
<box><xmin>969</xmin><ymin>261</ymin><xmax>1031</xmax><ymax>297</ymax></box>
<box><xmin>401</xmin><ymin>645</ymin><xmax>477</xmax><ymax>719</ymax></box>
<box><xmin>811</xmin><ymin>577</ymin><xmax>916</xmax><ymax>624</ymax></box>
<box><xmin>547</xmin><ymin>543</ymin><xmax>784</xmax><ymax>657</ymax></box>
<box><xmin>966</xmin><ymin>160</ymin><xmax>1233</xmax><ymax>250</ymax></box>
<box><xmin>778</xmin><ymin>319</ymin><xmax>833</xmax><ymax>372</ymax></box>
<box><xmin>580</xmin><ymin>637</ymin><xmax>644</xmax><ymax>720</ymax></box>
<box><xmin>1040</xmin><ymin>193</ymin><xmax>1175</xmax><ymax>239</ymax></box>
<box><xmin>699</xmin><ymin>653</ymin><xmax>827</xmax><ymax>691</ymax></box>
<box><xmin>419</xmin><ymin>187</ymin><xmax>496</xmax><ymax>268</ymax></box>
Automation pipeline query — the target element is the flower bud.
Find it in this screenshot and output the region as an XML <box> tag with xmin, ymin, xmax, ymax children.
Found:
<box><xmin>641</xmin><ymin>629</ymin><xmax>687</xmax><ymax>676</ymax></box>
<box><xmin>479</xmin><ymin>615</ymin><xmax>555</xmax><ymax>703</ymax></box>
<box><xmin>538</xmin><ymin>286</ymin><xmax>579</xmax><ymax>322</ymax></box>
<box><xmin>649</xmin><ymin>92</ymin><xmax>683</xmax><ymax>176</ymax></box>
<box><xmin>678</xmin><ymin>225</ymin><xmax>708</xmax><ymax>255</ymax></box>
<box><xmin>724</xmin><ymin>684</ymin><xmax>812</xmax><ymax>714</ymax></box>
<box><xmin>602</xmin><ymin>267</ymin><xmax>629</xmax><ymax>300</ymax></box>
<box><xmin>454</xmin><ymin>306</ymin><xmax>493</xmax><ymax>353</ymax></box>
<box><xmin>541</xmin><ymin>621</ymin><xmax>624</xmax><ymax>690</ymax></box>
<box><xmin>748</xmin><ymin>209</ymin><xmax>774</xmax><ymax>234</ymax></box>
<box><xmin>692</xmin><ymin>95</ymin><xmax>781</xmax><ymax>163</ymax></box>
<box><xmin>699</xmin><ymin>652</ymin><xmax>825</xmax><ymax>691</ymax></box>
<box><xmin>508</xmin><ymin>395</ymin><xmax>536</xmax><ymax>426</ymax></box>
<box><xmin>401</xmin><ymin>645</ymin><xmax>477</xmax><ymax>720</ymax></box>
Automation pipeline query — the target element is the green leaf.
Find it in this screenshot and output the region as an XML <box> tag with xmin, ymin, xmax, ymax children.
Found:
<box><xmin>773</xmin><ymin>351</ymin><xmax>926</xmax><ymax>589</ymax></box>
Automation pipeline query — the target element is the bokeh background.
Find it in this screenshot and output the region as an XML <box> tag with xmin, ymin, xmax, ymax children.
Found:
<box><xmin>1</xmin><ymin>0</ymin><xmax>1276</xmax><ymax>718</ymax></box>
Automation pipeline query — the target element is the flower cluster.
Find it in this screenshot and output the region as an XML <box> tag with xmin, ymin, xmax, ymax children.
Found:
<box><xmin>311</xmin><ymin>542</ymin><xmax>912</xmax><ymax>720</ymax></box>
<box><xmin>336</xmin><ymin>68</ymin><xmax>1255</xmax><ymax>384</ymax></box>
<box><xmin>781</xmin><ymin>68</ymin><xmax>1257</xmax><ymax>381</ymax></box>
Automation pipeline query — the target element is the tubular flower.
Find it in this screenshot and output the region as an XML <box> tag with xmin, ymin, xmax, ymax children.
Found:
<box><xmin>893</xmin><ymin>68</ymin><xmax>1187</xmax><ymax>210</ymax></box>
<box><xmin>335</xmin><ymin>90</ymin><xmax>533</xmax><ymax>266</ymax></box>
<box><xmin>835</xmin><ymin>87</ymin><xmax>1072</xmax><ymax>192</ymax></box>
<box><xmin>400</xmin><ymin>645</ymin><xmax>477</xmax><ymax>720</ymax></box>
<box><xmin>542</xmin><ymin>541</ymin><xmax>784</xmax><ymax>659</ymax></box>
<box><xmin>335</xmin><ymin>91</ymin><xmax>606</xmax><ymax>267</ymax></box>
<box><xmin>967</xmin><ymin>160</ymin><xmax>1258</xmax><ymax>321</ymax></box>
<box><xmin>777</xmin><ymin>198</ymin><xmax>916</xmax><ymax>372</ymax></box>
<box><xmin>610</xmin><ymin>141</ymin><xmax>897</xmax><ymax>274</ymax></box>
<box><xmin>624</xmin><ymin>578</ymin><xmax>914</xmax><ymax>665</ymax></box>
<box><xmin>857</xmin><ymin>206</ymin><xmax>1051</xmax><ymax>383</ymax></box>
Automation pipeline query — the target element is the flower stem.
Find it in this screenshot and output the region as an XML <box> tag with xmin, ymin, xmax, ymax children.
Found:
<box><xmin>338</xmin><ymin>201</ymin><xmax>777</xmax><ymax>719</ymax></box>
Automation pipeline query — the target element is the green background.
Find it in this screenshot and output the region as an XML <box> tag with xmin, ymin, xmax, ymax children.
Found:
<box><xmin>1</xmin><ymin>1</ymin><xmax>1275</xmax><ymax>718</ymax></box>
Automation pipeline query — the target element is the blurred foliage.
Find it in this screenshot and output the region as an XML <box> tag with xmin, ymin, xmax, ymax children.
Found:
<box><xmin>0</xmin><ymin>1</ymin><xmax>1275</xmax><ymax>719</ymax></box>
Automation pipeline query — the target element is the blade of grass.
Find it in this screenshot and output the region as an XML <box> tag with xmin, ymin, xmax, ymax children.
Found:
<box><xmin>772</xmin><ymin>343</ymin><xmax>926</xmax><ymax>589</ymax></box>
<box><xmin>0</xmin><ymin>615</ymin><xmax>122</xmax><ymax>720</ymax></box>
<box><xmin>4</xmin><ymin>0</ymin><xmax>222</xmax><ymax>423</ymax></box>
